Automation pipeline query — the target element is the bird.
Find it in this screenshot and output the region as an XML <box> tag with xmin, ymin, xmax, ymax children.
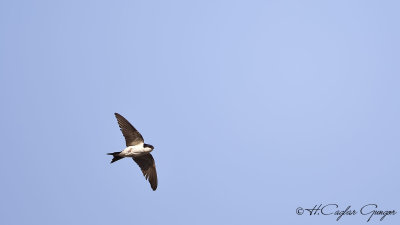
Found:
<box><xmin>108</xmin><ymin>113</ymin><xmax>158</xmax><ymax>191</ymax></box>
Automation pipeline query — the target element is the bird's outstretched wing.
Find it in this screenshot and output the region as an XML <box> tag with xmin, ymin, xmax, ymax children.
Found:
<box><xmin>132</xmin><ymin>154</ymin><xmax>158</xmax><ymax>191</ymax></box>
<box><xmin>115</xmin><ymin>113</ymin><xmax>144</xmax><ymax>146</ymax></box>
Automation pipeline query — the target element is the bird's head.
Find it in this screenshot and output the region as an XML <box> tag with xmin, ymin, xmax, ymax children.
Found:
<box><xmin>144</xmin><ymin>144</ymin><xmax>154</xmax><ymax>151</ymax></box>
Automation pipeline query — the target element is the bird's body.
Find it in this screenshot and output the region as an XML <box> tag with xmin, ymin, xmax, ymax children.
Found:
<box><xmin>119</xmin><ymin>143</ymin><xmax>153</xmax><ymax>157</ymax></box>
<box><xmin>108</xmin><ymin>113</ymin><xmax>158</xmax><ymax>191</ymax></box>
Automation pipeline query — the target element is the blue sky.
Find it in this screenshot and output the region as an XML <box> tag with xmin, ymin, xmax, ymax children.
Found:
<box><xmin>1</xmin><ymin>1</ymin><xmax>399</xmax><ymax>224</ymax></box>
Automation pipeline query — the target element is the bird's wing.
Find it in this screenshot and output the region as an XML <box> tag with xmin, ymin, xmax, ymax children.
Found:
<box><xmin>132</xmin><ymin>154</ymin><xmax>158</xmax><ymax>191</ymax></box>
<box><xmin>115</xmin><ymin>113</ymin><xmax>144</xmax><ymax>146</ymax></box>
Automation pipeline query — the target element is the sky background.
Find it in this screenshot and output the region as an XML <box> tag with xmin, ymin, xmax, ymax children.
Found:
<box><xmin>1</xmin><ymin>0</ymin><xmax>399</xmax><ymax>224</ymax></box>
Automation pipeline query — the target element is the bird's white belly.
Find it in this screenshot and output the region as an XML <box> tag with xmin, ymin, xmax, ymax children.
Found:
<box><xmin>120</xmin><ymin>144</ymin><xmax>151</xmax><ymax>157</ymax></box>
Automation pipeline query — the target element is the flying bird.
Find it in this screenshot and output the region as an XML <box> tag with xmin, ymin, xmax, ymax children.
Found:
<box><xmin>108</xmin><ymin>113</ymin><xmax>157</xmax><ymax>191</ymax></box>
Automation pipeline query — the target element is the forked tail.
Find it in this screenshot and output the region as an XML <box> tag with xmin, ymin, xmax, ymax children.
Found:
<box><xmin>107</xmin><ymin>152</ymin><xmax>123</xmax><ymax>163</ymax></box>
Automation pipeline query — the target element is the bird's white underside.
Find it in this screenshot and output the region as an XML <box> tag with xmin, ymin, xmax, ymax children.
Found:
<box><xmin>120</xmin><ymin>143</ymin><xmax>152</xmax><ymax>157</ymax></box>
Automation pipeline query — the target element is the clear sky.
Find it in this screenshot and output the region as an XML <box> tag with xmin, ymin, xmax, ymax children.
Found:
<box><xmin>1</xmin><ymin>1</ymin><xmax>399</xmax><ymax>224</ymax></box>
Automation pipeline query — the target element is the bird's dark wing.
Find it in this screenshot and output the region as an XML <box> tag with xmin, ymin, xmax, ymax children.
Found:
<box><xmin>115</xmin><ymin>113</ymin><xmax>144</xmax><ymax>146</ymax></box>
<box><xmin>132</xmin><ymin>154</ymin><xmax>158</xmax><ymax>191</ymax></box>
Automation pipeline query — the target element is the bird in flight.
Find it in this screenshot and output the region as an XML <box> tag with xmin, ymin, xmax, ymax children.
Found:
<box><xmin>108</xmin><ymin>113</ymin><xmax>157</xmax><ymax>191</ymax></box>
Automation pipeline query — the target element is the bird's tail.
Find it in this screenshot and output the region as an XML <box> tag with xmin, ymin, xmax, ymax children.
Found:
<box><xmin>107</xmin><ymin>152</ymin><xmax>123</xmax><ymax>163</ymax></box>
